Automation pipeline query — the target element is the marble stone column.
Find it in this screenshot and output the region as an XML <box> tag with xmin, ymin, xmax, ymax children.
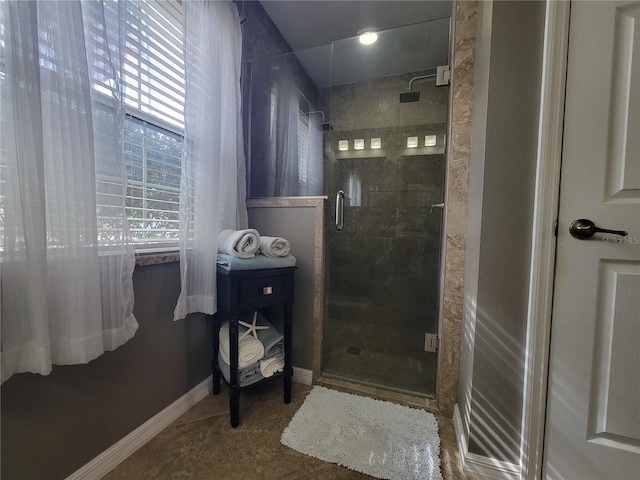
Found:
<box><xmin>438</xmin><ymin>0</ymin><xmax>477</xmax><ymax>418</ymax></box>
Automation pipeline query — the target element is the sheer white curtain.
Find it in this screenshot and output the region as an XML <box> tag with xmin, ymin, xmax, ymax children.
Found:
<box><xmin>262</xmin><ymin>62</ymin><xmax>323</xmax><ymax>197</ymax></box>
<box><xmin>173</xmin><ymin>0</ymin><xmax>247</xmax><ymax>320</ymax></box>
<box><xmin>0</xmin><ymin>1</ymin><xmax>137</xmax><ymax>382</ymax></box>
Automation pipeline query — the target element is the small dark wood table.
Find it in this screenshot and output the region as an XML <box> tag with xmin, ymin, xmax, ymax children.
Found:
<box><xmin>213</xmin><ymin>265</ymin><xmax>295</xmax><ymax>427</ymax></box>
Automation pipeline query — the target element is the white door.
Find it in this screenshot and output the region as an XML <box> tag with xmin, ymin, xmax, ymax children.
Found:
<box><xmin>544</xmin><ymin>2</ymin><xmax>640</xmax><ymax>479</ymax></box>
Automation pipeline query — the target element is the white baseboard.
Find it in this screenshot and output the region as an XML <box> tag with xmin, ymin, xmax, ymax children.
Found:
<box><xmin>292</xmin><ymin>366</ymin><xmax>313</xmax><ymax>385</ymax></box>
<box><xmin>453</xmin><ymin>405</ymin><xmax>469</xmax><ymax>468</ymax></box>
<box><xmin>65</xmin><ymin>376</ymin><xmax>213</xmax><ymax>480</ymax></box>
<box><xmin>67</xmin><ymin>368</ymin><xmax>312</xmax><ymax>480</ymax></box>
<box><xmin>461</xmin><ymin>451</ymin><xmax>520</xmax><ymax>480</ymax></box>
<box><xmin>453</xmin><ymin>404</ymin><xmax>521</xmax><ymax>480</ymax></box>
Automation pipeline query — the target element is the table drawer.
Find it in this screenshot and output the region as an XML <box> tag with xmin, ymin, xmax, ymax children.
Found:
<box><xmin>239</xmin><ymin>274</ymin><xmax>288</xmax><ymax>305</ymax></box>
<box><xmin>216</xmin><ymin>266</ymin><xmax>295</xmax><ymax>311</ymax></box>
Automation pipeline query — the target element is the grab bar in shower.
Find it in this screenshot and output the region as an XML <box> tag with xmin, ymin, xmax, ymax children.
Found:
<box><xmin>335</xmin><ymin>190</ymin><xmax>345</xmax><ymax>231</ymax></box>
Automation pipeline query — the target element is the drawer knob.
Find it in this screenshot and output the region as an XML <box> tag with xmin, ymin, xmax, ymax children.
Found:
<box><xmin>263</xmin><ymin>286</ymin><xmax>273</xmax><ymax>295</ymax></box>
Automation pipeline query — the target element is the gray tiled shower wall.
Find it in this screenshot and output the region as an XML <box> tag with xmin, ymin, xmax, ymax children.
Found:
<box><xmin>324</xmin><ymin>149</ymin><xmax>446</xmax><ymax>340</ymax></box>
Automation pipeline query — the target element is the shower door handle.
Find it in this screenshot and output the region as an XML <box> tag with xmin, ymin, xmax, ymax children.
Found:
<box><xmin>430</xmin><ymin>203</ymin><xmax>445</xmax><ymax>215</ymax></box>
<box><xmin>335</xmin><ymin>190</ymin><xmax>345</xmax><ymax>232</ymax></box>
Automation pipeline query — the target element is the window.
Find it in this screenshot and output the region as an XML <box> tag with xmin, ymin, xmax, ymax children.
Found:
<box><xmin>123</xmin><ymin>117</ymin><xmax>181</xmax><ymax>245</ymax></box>
<box><xmin>1</xmin><ymin>1</ymin><xmax>184</xmax><ymax>249</ymax></box>
<box><xmin>297</xmin><ymin>111</ymin><xmax>310</xmax><ymax>188</ymax></box>
<box><xmin>0</xmin><ymin>7</ymin><xmax>7</xmax><ymax>245</ymax></box>
<box><xmin>91</xmin><ymin>0</ymin><xmax>185</xmax><ymax>248</ymax></box>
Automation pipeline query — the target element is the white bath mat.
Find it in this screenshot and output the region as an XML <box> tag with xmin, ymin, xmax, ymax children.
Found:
<box><xmin>281</xmin><ymin>386</ymin><xmax>443</xmax><ymax>480</ymax></box>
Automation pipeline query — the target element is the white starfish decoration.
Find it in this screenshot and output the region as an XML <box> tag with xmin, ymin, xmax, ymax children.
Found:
<box><xmin>238</xmin><ymin>311</ymin><xmax>269</xmax><ymax>339</ymax></box>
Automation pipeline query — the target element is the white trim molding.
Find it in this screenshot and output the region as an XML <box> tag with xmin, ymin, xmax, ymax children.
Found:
<box><xmin>454</xmin><ymin>405</ymin><xmax>520</xmax><ymax>480</ymax></box>
<box><xmin>65</xmin><ymin>376</ymin><xmax>213</xmax><ymax>480</ymax></box>
<box><xmin>521</xmin><ymin>1</ymin><xmax>570</xmax><ymax>479</ymax></box>
<box><xmin>292</xmin><ymin>366</ymin><xmax>313</xmax><ymax>385</ymax></box>
<box><xmin>66</xmin><ymin>369</ymin><xmax>313</xmax><ymax>480</ymax></box>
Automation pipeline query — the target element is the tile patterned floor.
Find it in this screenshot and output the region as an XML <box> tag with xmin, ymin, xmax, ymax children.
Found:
<box><xmin>103</xmin><ymin>381</ymin><xmax>468</xmax><ymax>480</ymax></box>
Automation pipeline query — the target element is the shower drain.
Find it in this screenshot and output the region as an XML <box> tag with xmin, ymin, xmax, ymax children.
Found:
<box><xmin>346</xmin><ymin>347</ymin><xmax>361</xmax><ymax>355</ymax></box>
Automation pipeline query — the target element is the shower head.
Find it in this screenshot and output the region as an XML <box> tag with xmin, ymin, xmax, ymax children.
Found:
<box><xmin>399</xmin><ymin>72</ymin><xmax>438</xmax><ymax>103</ymax></box>
<box><xmin>399</xmin><ymin>91</ymin><xmax>421</xmax><ymax>103</ymax></box>
<box><xmin>301</xmin><ymin>110</ymin><xmax>332</xmax><ymax>131</ymax></box>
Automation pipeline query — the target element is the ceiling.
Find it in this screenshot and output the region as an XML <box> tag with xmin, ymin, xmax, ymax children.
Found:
<box><xmin>259</xmin><ymin>1</ymin><xmax>452</xmax><ymax>51</ymax></box>
<box><xmin>257</xmin><ymin>1</ymin><xmax>452</xmax><ymax>88</ymax></box>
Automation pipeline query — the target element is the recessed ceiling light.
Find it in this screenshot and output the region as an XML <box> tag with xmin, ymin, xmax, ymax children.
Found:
<box><xmin>359</xmin><ymin>31</ymin><xmax>378</xmax><ymax>45</ymax></box>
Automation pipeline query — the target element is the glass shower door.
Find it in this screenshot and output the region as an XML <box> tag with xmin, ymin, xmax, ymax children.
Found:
<box><xmin>322</xmin><ymin>130</ymin><xmax>446</xmax><ymax>397</ymax></box>
<box><xmin>320</xmin><ymin>19</ymin><xmax>449</xmax><ymax>398</ymax></box>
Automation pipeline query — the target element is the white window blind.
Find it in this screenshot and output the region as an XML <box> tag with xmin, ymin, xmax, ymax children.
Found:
<box><xmin>0</xmin><ymin>7</ymin><xmax>10</xmax><ymax>248</ymax></box>
<box><xmin>298</xmin><ymin>112</ymin><xmax>310</xmax><ymax>188</ymax></box>
<box><xmin>122</xmin><ymin>0</ymin><xmax>184</xmax><ymax>131</ymax></box>
<box><xmin>89</xmin><ymin>0</ymin><xmax>185</xmax><ymax>247</ymax></box>
<box><xmin>122</xmin><ymin>0</ymin><xmax>184</xmax><ymax>248</ymax></box>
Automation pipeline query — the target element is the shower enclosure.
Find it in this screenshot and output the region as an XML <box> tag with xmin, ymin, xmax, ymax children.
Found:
<box><xmin>248</xmin><ymin>17</ymin><xmax>450</xmax><ymax>399</ymax></box>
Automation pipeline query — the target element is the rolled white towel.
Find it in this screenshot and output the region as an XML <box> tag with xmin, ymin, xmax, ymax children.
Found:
<box><xmin>259</xmin><ymin>236</ymin><xmax>290</xmax><ymax>258</ymax></box>
<box><xmin>260</xmin><ymin>356</ymin><xmax>285</xmax><ymax>378</ymax></box>
<box><xmin>219</xmin><ymin>322</ymin><xmax>265</xmax><ymax>368</ymax></box>
<box><xmin>218</xmin><ymin>229</ymin><xmax>260</xmax><ymax>258</ymax></box>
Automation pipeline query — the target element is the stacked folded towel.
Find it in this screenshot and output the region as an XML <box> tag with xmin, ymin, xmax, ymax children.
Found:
<box><xmin>218</xmin><ymin>321</ymin><xmax>265</xmax><ymax>368</ymax></box>
<box><xmin>260</xmin><ymin>357</ymin><xmax>285</xmax><ymax>378</ymax></box>
<box><xmin>216</xmin><ymin>253</ymin><xmax>297</xmax><ymax>271</ymax></box>
<box><xmin>218</xmin><ymin>353</ymin><xmax>263</xmax><ymax>387</ymax></box>
<box><xmin>218</xmin><ymin>313</ymin><xmax>285</xmax><ymax>387</ymax></box>
<box><xmin>217</xmin><ymin>229</ymin><xmax>260</xmax><ymax>258</ymax></box>
<box><xmin>259</xmin><ymin>315</ymin><xmax>285</xmax><ymax>360</ymax></box>
<box><xmin>259</xmin><ymin>236</ymin><xmax>290</xmax><ymax>258</ymax></box>
<box><xmin>217</xmin><ymin>229</ymin><xmax>291</xmax><ymax>259</ymax></box>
